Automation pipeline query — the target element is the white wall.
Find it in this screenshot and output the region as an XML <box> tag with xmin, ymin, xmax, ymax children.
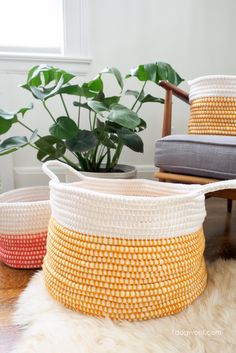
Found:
<box><xmin>0</xmin><ymin>0</ymin><xmax>236</xmax><ymax>189</ymax></box>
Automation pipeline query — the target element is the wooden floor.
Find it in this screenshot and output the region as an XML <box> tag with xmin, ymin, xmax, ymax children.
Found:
<box><xmin>0</xmin><ymin>197</ymin><xmax>236</xmax><ymax>352</ymax></box>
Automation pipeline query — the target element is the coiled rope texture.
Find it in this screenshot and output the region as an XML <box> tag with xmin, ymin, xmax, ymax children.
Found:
<box><xmin>42</xmin><ymin>161</ymin><xmax>236</xmax><ymax>321</ymax></box>
<box><xmin>188</xmin><ymin>75</ymin><xmax>236</xmax><ymax>136</ymax></box>
<box><xmin>44</xmin><ymin>218</ymin><xmax>207</xmax><ymax>321</ymax></box>
<box><xmin>0</xmin><ymin>186</ymin><xmax>50</xmax><ymax>268</ymax></box>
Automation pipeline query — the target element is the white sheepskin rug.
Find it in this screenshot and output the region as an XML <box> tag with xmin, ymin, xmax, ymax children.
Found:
<box><xmin>11</xmin><ymin>259</ymin><xmax>236</xmax><ymax>353</ymax></box>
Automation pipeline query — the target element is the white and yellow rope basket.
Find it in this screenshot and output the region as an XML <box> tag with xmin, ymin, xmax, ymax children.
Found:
<box><xmin>188</xmin><ymin>75</ymin><xmax>236</xmax><ymax>135</ymax></box>
<box><xmin>42</xmin><ymin>161</ymin><xmax>236</xmax><ymax>321</ymax></box>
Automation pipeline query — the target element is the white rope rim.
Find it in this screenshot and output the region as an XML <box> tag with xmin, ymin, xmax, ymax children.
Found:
<box><xmin>43</xmin><ymin>161</ymin><xmax>236</xmax><ymax>239</ymax></box>
<box><xmin>0</xmin><ymin>186</ymin><xmax>51</xmax><ymax>235</ymax></box>
<box><xmin>188</xmin><ymin>75</ymin><xmax>236</xmax><ymax>86</ymax></box>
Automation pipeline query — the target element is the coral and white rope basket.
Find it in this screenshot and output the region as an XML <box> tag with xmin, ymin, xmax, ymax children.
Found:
<box><xmin>0</xmin><ymin>186</ymin><xmax>50</xmax><ymax>268</ymax></box>
<box><xmin>42</xmin><ymin>161</ymin><xmax>236</xmax><ymax>321</ymax></box>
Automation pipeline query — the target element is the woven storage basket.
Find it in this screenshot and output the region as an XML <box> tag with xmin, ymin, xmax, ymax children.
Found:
<box><xmin>0</xmin><ymin>186</ymin><xmax>50</xmax><ymax>268</ymax></box>
<box><xmin>188</xmin><ymin>75</ymin><xmax>236</xmax><ymax>135</ymax></box>
<box><xmin>42</xmin><ymin>161</ymin><xmax>236</xmax><ymax>321</ymax></box>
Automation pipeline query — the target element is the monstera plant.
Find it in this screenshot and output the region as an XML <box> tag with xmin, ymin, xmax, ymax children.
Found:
<box><xmin>0</xmin><ymin>62</ymin><xmax>183</xmax><ymax>172</ymax></box>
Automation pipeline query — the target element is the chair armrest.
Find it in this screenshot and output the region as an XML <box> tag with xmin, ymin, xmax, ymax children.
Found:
<box><xmin>159</xmin><ymin>81</ymin><xmax>189</xmax><ymax>137</ymax></box>
<box><xmin>159</xmin><ymin>81</ymin><xmax>189</xmax><ymax>104</ymax></box>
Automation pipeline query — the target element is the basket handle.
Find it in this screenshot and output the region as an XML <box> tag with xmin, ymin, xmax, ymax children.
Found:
<box><xmin>200</xmin><ymin>179</ymin><xmax>236</xmax><ymax>195</ymax></box>
<box><xmin>42</xmin><ymin>160</ymin><xmax>87</xmax><ymax>182</ymax></box>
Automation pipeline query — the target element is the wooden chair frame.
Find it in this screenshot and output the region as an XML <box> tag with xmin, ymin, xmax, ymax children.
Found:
<box><xmin>155</xmin><ymin>81</ymin><xmax>236</xmax><ymax>212</ymax></box>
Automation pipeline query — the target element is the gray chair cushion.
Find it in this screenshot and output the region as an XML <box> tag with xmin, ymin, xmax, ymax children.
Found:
<box><xmin>155</xmin><ymin>135</ymin><xmax>236</xmax><ymax>179</ymax></box>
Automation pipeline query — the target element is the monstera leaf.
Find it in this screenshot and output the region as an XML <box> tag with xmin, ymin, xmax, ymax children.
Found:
<box><xmin>35</xmin><ymin>136</ymin><xmax>66</xmax><ymax>161</ymax></box>
<box><xmin>117</xmin><ymin>128</ymin><xmax>143</xmax><ymax>152</ymax></box>
<box><xmin>65</xmin><ymin>130</ymin><xmax>97</xmax><ymax>153</ymax></box>
<box><xmin>108</xmin><ymin>104</ymin><xmax>141</xmax><ymax>129</ymax></box>
<box><xmin>49</xmin><ymin>117</ymin><xmax>78</xmax><ymax>139</ymax></box>
<box><xmin>127</xmin><ymin>62</ymin><xmax>184</xmax><ymax>86</ymax></box>
<box><xmin>21</xmin><ymin>65</ymin><xmax>76</xmax><ymax>101</ymax></box>
<box><xmin>0</xmin><ymin>136</ymin><xmax>28</xmax><ymax>155</ymax></box>
<box><xmin>0</xmin><ymin>104</ymin><xmax>33</xmax><ymax>135</ymax></box>
<box><xmin>100</xmin><ymin>67</ymin><xmax>124</xmax><ymax>91</ymax></box>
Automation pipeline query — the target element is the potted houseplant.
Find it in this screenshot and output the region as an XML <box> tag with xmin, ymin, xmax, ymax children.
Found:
<box><xmin>0</xmin><ymin>62</ymin><xmax>183</xmax><ymax>178</ymax></box>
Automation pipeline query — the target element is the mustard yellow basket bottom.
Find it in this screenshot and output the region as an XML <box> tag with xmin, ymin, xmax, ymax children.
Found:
<box><xmin>43</xmin><ymin>218</ymin><xmax>207</xmax><ymax>321</ymax></box>
<box><xmin>189</xmin><ymin>96</ymin><xmax>236</xmax><ymax>135</ymax></box>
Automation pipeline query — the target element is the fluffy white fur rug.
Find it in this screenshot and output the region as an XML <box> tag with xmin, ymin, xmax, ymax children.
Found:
<box><xmin>11</xmin><ymin>259</ymin><xmax>236</xmax><ymax>353</ymax></box>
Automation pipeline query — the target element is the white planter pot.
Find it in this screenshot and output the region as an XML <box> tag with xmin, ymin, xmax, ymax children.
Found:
<box><xmin>66</xmin><ymin>164</ymin><xmax>137</xmax><ymax>182</ymax></box>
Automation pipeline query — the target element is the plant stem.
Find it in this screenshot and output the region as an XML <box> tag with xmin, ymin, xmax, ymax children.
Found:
<box><xmin>109</xmin><ymin>141</ymin><xmax>123</xmax><ymax>170</ymax></box>
<box><xmin>97</xmin><ymin>150</ymin><xmax>108</xmax><ymax>169</ymax></box>
<box><xmin>88</xmin><ymin>109</ymin><xmax>92</xmax><ymax>130</ymax></box>
<box><xmin>93</xmin><ymin>113</ymin><xmax>97</xmax><ymax>130</ymax></box>
<box><xmin>43</xmin><ymin>101</ymin><xmax>56</xmax><ymax>123</ymax></box>
<box><xmin>91</xmin><ymin>142</ymin><xmax>100</xmax><ymax>166</ymax></box>
<box><xmin>106</xmin><ymin>148</ymin><xmax>111</xmax><ymax>169</ymax></box>
<box><xmin>30</xmin><ymin>143</ymin><xmax>76</xmax><ymax>167</ymax></box>
<box><xmin>61</xmin><ymin>155</ymin><xmax>79</xmax><ymax>169</ymax></box>
<box><xmin>131</xmin><ymin>81</ymin><xmax>147</xmax><ymax>111</ymax></box>
<box><xmin>18</xmin><ymin>120</ymin><xmax>41</xmax><ymax>138</ymax></box>
<box><xmin>60</xmin><ymin>94</ymin><xmax>69</xmax><ymax>117</ymax></box>
<box><xmin>29</xmin><ymin>143</ymin><xmax>40</xmax><ymax>151</ymax></box>
<box><xmin>77</xmin><ymin>97</ymin><xmax>81</xmax><ymax>127</ymax></box>
<box><xmin>70</xmin><ymin>150</ymin><xmax>80</xmax><ymax>159</ymax></box>
<box><xmin>97</xmin><ymin>145</ymin><xmax>105</xmax><ymax>165</ymax></box>
<box><xmin>136</xmin><ymin>102</ymin><xmax>143</xmax><ymax>113</ymax></box>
